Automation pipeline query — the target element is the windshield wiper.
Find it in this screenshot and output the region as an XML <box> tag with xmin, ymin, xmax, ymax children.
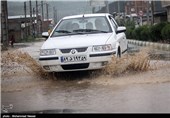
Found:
<box><xmin>71</xmin><ymin>29</ymin><xmax>87</xmax><ymax>35</ymax></box>
<box><xmin>73</xmin><ymin>29</ymin><xmax>96</xmax><ymax>32</ymax></box>
<box><xmin>73</xmin><ymin>29</ymin><xmax>87</xmax><ymax>32</ymax></box>
<box><xmin>92</xmin><ymin>30</ymin><xmax>109</xmax><ymax>33</ymax></box>
<box><xmin>55</xmin><ymin>30</ymin><xmax>72</xmax><ymax>33</ymax></box>
<box><xmin>73</xmin><ymin>29</ymin><xmax>109</xmax><ymax>33</ymax></box>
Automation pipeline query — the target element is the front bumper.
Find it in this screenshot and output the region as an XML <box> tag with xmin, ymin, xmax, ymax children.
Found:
<box><xmin>39</xmin><ymin>51</ymin><xmax>116</xmax><ymax>72</ymax></box>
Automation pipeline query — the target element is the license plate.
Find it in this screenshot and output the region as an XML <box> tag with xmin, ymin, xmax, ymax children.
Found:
<box><xmin>61</xmin><ymin>55</ymin><xmax>87</xmax><ymax>63</ymax></box>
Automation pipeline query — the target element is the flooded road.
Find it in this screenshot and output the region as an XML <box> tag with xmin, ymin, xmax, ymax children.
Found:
<box><xmin>2</xmin><ymin>81</ymin><xmax>170</xmax><ymax>113</ymax></box>
<box><xmin>1</xmin><ymin>41</ymin><xmax>170</xmax><ymax>113</ymax></box>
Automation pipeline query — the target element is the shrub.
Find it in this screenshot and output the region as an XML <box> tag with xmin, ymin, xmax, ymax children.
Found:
<box><xmin>130</xmin><ymin>22</ymin><xmax>170</xmax><ymax>43</ymax></box>
<box><xmin>140</xmin><ymin>25</ymin><xmax>150</xmax><ymax>41</ymax></box>
<box><xmin>126</xmin><ymin>28</ymin><xmax>134</xmax><ymax>39</ymax></box>
<box><xmin>150</xmin><ymin>22</ymin><xmax>167</xmax><ymax>42</ymax></box>
<box><xmin>117</xmin><ymin>19</ymin><xmax>125</xmax><ymax>26</ymax></box>
<box><xmin>125</xmin><ymin>20</ymin><xmax>135</xmax><ymax>30</ymax></box>
<box><xmin>132</xmin><ymin>29</ymin><xmax>136</xmax><ymax>39</ymax></box>
<box><xmin>161</xmin><ymin>23</ymin><xmax>170</xmax><ymax>43</ymax></box>
<box><xmin>133</xmin><ymin>26</ymin><xmax>144</xmax><ymax>40</ymax></box>
<box><xmin>125</xmin><ymin>20</ymin><xmax>136</xmax><ymax>39</ymax></box>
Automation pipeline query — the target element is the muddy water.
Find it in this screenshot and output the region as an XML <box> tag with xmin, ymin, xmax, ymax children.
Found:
<box><xmin>1</xmin><ymin>44</ymin><xmax>170</xmax><ymax>113</ymax></box>
<box><xmin>2</xmin><ymin>82</ymin><xmax>170</xmax><ymax>113</ymax></box>
<box><xmin>1</xmin><ymin>47</ymin><xmax>151</xmax><ymax>79</ymax></box>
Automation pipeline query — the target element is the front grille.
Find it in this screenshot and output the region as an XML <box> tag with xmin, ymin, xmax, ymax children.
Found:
<box><xmin>61</xmin><ymin>63</ymin><xmax>89</xmax><ymax>70</ymax></box>
<box><xmin>60</xmin><ymin>47</ymin><xmax>88</xmax><ymax>53</ymax></box>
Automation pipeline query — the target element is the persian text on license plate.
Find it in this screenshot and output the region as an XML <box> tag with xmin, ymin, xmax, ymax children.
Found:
<box><xmin>61</xmin><ymin>55</ymin><xmax>87</xmax><ymax>63</ymax></box>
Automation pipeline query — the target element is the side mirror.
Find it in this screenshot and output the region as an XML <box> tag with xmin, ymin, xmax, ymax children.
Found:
<box><xmin>42</xmin><ymin>32</ymin><xmax>49</xmax><ymax>38</ymax></box>
<box><xmin>116</xmin><ymin>27</ymin><xmax>126</xmax><ymax>34</ymax></box>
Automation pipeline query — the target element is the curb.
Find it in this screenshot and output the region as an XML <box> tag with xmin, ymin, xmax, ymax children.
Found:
<box><xmin>128</xmin><ymin>39</ymin><xmax>170</xmax><ymax>51</ymax></box>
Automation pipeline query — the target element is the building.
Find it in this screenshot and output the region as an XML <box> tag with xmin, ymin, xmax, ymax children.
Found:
<box><xmin>96</xmin><ymin>1</ymin><xmax>125</xmax><ymax>15</ymax></box>
<box><xmin>153</xmin><ymin>1</ymin><xmax>167</xmax><ymax>23</ymax></box>
<box><xmin>8</xmin><ymin>15</ymin><xmax>37</xmax><ymax>42</ymax></box>
<box><xmin>8</xmin><ymin>14</ymin><xmax>52</xmax><ymax>42</ymax></box>
<box><xmin>125</xmin><ymin>1</ymin><xmax>148</xmax><ymax>16</ymax></box>
<box><xmin>111</xmin><ymin>1</ymin><xmax>167</xmax><ymax>24</ymax></box>
<box><xmin>95</xmin><ymin>1</ymin><xmax>169</xmax><ymax>25</ymax></box>
<box><xmin>109</xmin><ymin>1</ymin><xmax>125</xmax><ymax>14</ymax></box>
<box><xmin>161</xmin><ymin>1</ymin><xmax>170</xmax><ymax>22</ymax></box>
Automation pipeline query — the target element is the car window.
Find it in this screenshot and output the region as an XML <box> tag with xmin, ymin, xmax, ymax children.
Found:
<box><xmin>51</xmin><ymin>16</ymin><xmax>112</xmax><ymax>37</ymax></box>
<box><xmin>109</xmin><ymin>16</ymin><xmax>118</xmax><ymax>31</ymax></box>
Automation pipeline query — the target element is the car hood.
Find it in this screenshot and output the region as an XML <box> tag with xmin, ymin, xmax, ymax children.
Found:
<box><xmin>41</xmin><ymin>33</ymin><xmax>112</xmax><ymax>49</ymax></box>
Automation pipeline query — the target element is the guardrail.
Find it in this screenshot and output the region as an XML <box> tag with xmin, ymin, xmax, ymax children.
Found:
<box><xmin>128</xmin><ymin>39</ymin><xmax>170</xmax><ymax>51</ymax></box>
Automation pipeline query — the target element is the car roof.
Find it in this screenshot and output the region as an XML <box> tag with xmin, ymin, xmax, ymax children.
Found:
<box><xmin>62</xmin><ymin>13</ymin><xmax>111</xmax><ymax>20</ymax></box>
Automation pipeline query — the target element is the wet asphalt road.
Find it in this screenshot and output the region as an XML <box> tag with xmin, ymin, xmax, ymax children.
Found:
<box><xmin>2</xmin><ymin>82</ymin><xmax>170</xmax><ymax>113</ymax></box>
<box><xmin>1</xmin><ymin>41</ymin><xmax>170</xmax><ymax>113</ymax></box>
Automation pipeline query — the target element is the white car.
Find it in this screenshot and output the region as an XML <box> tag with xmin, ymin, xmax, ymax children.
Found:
<box><xmin>39</xmin><ymin>13</ymin><xmax>128</xmax><ymax>72</ymax></box>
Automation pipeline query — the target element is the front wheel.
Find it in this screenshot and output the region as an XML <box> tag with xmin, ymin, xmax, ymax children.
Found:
<box><xmin>117</xmin><ymin>47</ymin><xmax>121</xmax><ymax>58</ymax></box>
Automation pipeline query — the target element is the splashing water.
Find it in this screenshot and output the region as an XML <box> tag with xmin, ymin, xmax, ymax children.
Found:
<box><xmin>1</xmin><ymin>48</ymin><xmax>151</xmax><ymax>78</ymax></box>
<box><xmin>103</xmin><ymin>48</ymin><xmax>150</xmax><ymax>76</ymax></box>
<box><xmin>1</xmin><ymin>50</ymin><xmax>49</xmax><ymax>78</ymax></box>
<box><xmin>2</xmin><ymin>48</ymin><xmax>170</xmax><ymax>92</ymax></box>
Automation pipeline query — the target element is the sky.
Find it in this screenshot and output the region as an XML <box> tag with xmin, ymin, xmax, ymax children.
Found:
<box><xmin>7</xmin><ymin>0</ymin><xmax>93</xmax><ymax>20</ymax></box>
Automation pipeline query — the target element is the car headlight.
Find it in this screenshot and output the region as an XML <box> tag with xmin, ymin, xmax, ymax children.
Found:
<box><xmin>40</xmin><ymin>49</ymin><xmax>56</xmax><ymax>56</ymax></box>
<box><xmin>92</xmin><ymin>44</ymin><xmax>112</xmax><ymax>52</ymax></box>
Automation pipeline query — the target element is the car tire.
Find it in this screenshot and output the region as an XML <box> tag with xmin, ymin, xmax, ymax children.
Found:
<box><xmin>117</xmin><ymin>47</ymin><xmax>121</xmax><ymax>58</ymax></box>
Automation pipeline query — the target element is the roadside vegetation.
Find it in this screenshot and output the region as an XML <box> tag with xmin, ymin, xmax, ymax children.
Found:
<box><xmin>124</xmin><ymin>20</ymin><xmax>170</xmax><ymax>44</ymax></box>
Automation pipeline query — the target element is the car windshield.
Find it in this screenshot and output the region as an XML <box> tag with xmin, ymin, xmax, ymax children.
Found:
<box><xmin>51</xmin><ymin>16</ymin><xmax>112</xmax><ymax>37</ymax></box>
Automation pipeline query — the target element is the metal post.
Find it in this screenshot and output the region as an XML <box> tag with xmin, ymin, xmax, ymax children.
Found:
<box><xmin>29</xmin><ymin>0</ymin><xmax>33</xmax><ymax>36</ymax></box>
<box><xmin>46</xmin><ymin>3</ymin><xmax>49</xmax><ymax>20</ymax></box>
<box><xmin>146</xmin><ymin>1</ymin><xmax>150</xmax><ymax>25</ymax></box>
<box><xmin>24</xmin><ymin>2</ymin><xmax>27</xmax><ymax>38</ymax></box>
<box><xmin>53</xmin><ymin>6</ymin><xmax>58</xmax><ymax>24</ymax></box>
<box><xmin>151</xmin><ymin>1</ymin><xmax>154</xmax><ymax>25</ymax></box>
<box><xmin>33</xmin><ymin>7</ymin><xmax>35</xmax><ymax>37</ymax></box>
<box><xmin>105</xmin><ymin>0</ymin><xmax>109</xmax><ymax>13</ymax></box>
<box><xmin>118</xmin><ymin>0</ymin><xmax>120</xmax><ymax>14</ymax></box>
<box><xmin>135</xmin><ymin>1</ymin><xmax>137</xmax><ymax>15</ymax></box>
<box><xmin>35</xmin><ymin>0</ymin><xmax>39</xmax><ymax>37</ymax></box>
<box><xmin>41</xmin><ymin>1</ymin><xmax>44</xmax><ymax>32</ymax></box>
<box><xmin>92</xmin><ymin>7</ymin><xmax>95</xmax><ymax>13</ymax></box>
<box><xmin>1</xmin><ymin>0</ymin><xmax>9</xmax><ymax>49</ymax></box>
<box><xmin>53</xmin><ymin>7</ymin><xmax>55</xmax><ymax>24</ymax></box>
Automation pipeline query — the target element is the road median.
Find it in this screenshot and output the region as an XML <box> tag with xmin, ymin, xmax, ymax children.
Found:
<box><xmin>128</xmin><ymin>39</ymin><xmax>170</xmax><ymax>51</ymax></box>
